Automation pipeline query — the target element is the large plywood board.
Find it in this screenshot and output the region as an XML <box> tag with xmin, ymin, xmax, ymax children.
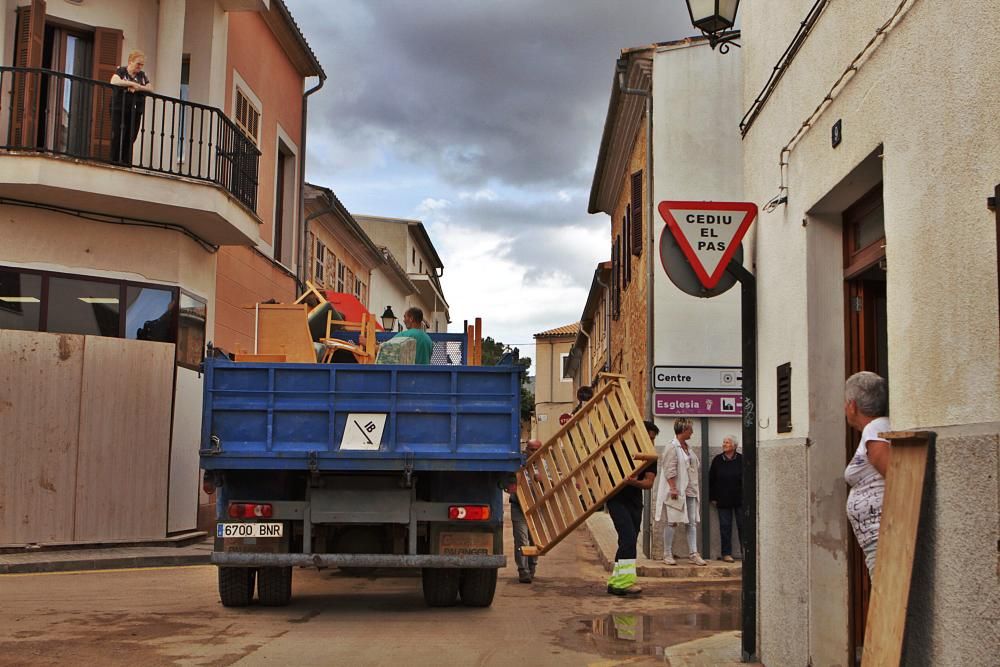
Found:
<box><xmin>0</xmin><ymin>331</ymin><xmax>85</xmax><ymax>544</ymax></box>
<box><xmin>861</xmin><ymin>432</ymin><xmax>933</xmax><ymax>667</ymax></box>
<box><xmin>517</xmin><ymin>375</ymin><xmax>657</xmax><ymax>556</ymax></box>
<box><xmin>74</xmin><ymin>337</ymin><xmax>175</xmax><ymax>541</ymax></box>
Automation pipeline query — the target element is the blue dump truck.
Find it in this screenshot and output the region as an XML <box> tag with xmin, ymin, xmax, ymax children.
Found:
<box><xmin>200</xmin><ymin>333</ymin><xmax>522</xmax><ymax>608</ymax></box>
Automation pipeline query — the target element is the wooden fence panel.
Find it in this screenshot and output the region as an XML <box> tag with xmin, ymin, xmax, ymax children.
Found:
<box><xmin>74</xmin><ymin>337</ymin><xmax>174</xmax><ymax>541</ymax></box>
<box><xmin>517</xmin><ymin>375</ymin><xmax>656</xmax><ymax>556</ymax></box>
<box><xmin>0</xmin><ymin>331</ymin><xmax>84</xmax><ymax>544</ymax></box>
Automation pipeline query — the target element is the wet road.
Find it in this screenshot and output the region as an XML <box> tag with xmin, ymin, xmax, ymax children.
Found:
<box><xmin>0</xmin><ymin>526</ymin><xmax>741</xmax><ymax>666</ymax></box>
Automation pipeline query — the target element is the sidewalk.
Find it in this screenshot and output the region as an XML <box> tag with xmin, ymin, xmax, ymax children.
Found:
<box><xmin>0</xmin><ymin>532</ymin><xmax>212</xmax><ymax>574</ymax></box>
<box><xmin>585</xmin><ymin>512</ymin><xmax>741</xmax><ymax>580</ymax></box>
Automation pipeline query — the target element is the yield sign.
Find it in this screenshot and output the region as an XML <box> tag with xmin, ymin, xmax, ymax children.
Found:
<box><xmin>657</xmin><ymin>201</ymin><xmax>758</xmax><ymax>289</ymax></box>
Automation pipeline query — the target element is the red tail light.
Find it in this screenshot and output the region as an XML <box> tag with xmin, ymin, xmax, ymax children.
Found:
<box><xmin>227</xmin><ymin>503</ymin><xmax>273</xmax><ymax>519</ymax></box>
<box><xmin>448</xmin><ymin>505</ymin><xmax>490</xmax><ymax>521</ymax></box>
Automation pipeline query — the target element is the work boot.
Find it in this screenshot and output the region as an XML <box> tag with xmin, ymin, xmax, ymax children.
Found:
<box><xmin>663</xmin><ymin>553</ymin><xmax>676</xmax><ymax>565</ymax></box>
<box><xmin>518</xmin><ymin>571</ymin><xmax>532</xmax><ymax>584</ymax></box>
<box><xmin>689</xmin><ymin>552</ymin><xmax>707</xmax><ymax>566</ymax></box>
<box><xmin>722</xmin><ymin>555</ymin><xmax>735</xmax><ymax>563</ymax></box>
<box><xmin>607</xmin><ymin>584</ymin><xmax>642</xmax><ymax>596</ymax></box>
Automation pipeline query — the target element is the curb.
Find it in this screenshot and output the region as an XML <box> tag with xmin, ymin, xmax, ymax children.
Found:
<box><xmin>584</xmin><ymin>512</ymin><xmax>741</xmax><ymax>582</ymax></box>
<box><xmin>0</xmin><ymin>552</ymin><xmax>211</xmax><ymax>575</ymax></box>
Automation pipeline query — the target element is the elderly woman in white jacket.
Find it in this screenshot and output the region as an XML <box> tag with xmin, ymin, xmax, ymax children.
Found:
<box><xmin>653</xmin><ymin>418</ymin><xmax>707</xmax><ymax>566</ymax></box>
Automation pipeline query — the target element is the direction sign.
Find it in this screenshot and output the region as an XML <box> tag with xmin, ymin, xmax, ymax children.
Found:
<box><xmin>654</xmin><ymin>392</ymin><xmax>742</xmax><ymax>417</ymax></box>
<box><xmin>653</xmin><ymin>365</ymin><xmax>742</xmax><ymax>391</ymax></box>
<box><xmin>657</xmin><ymin>201</ymin><xmax>758</xmax><ymax>289</ymax></box>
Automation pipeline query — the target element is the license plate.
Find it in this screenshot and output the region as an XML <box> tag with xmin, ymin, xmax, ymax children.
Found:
<box><xmin>440</xmin><ymin>531</ymin><xmax>492</xmax><ymax>556</ymax></box>
<box><xmin>216</xmin><ymin>522</ymin><xmax>283</xmax><ymax>538</ymax></box>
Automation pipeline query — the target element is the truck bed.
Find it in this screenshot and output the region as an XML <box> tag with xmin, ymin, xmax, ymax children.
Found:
<box><xmin>200</xmin><ymin>356</ymin><xmax>523</xmax><ymax>472</ymax></box>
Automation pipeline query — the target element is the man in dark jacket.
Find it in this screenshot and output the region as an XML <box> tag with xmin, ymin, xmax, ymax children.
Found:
<box><xmin>708</xmin><ymin>434</ymin><xmax>743</xmax><ymax>562</ymax></box>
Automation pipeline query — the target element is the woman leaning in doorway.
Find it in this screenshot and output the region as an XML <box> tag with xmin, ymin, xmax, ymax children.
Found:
<box><xmin>844</xmin><ymin>371</ymin><xmax>891</xmax><ymax>577</ymax></box>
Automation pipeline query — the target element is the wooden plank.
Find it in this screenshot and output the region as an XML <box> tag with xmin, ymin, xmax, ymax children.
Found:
<box><xmin>515</xmin><ymin>376</ymin><xmax>657</xmax><ymax>556</ymax></box>
<box><xmin>474</xmin><ymin>317</ymin><xmax>482</xmax><ymax>365</ymax></box>
<box><xmin>255</xmin><ymin>304</ymin><xmax>315</xmax><ymax>363</ymax></box>
<box><xmin>0</xmin><ymin>331</ymin><xmax>84</xmax><ymax>544</ymax></box>
<box><xmin>74</xmin><ymin>337</ymin><xmax>174</xmax><ymax>541</ymax></box>
<box><xmin>861</xmin><ymin>432</ymin><xmax>933</xmax><ymax>667</ymax></box>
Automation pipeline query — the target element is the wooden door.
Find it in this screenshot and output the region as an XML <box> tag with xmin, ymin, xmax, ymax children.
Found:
<box><xmin>843</xmin><ymin>185</ymin><xmax>887</xmax><ymax>664</ymax></box>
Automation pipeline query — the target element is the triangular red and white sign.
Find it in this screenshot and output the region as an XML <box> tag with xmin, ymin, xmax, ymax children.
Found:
<box><xmin>658</xmin><ymin>201</ymin><xmax>758</xmax><ymax>289</ymax></box>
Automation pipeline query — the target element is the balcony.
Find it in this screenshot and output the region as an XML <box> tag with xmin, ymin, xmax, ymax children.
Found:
<box><xmin>0</xmin><ymin>67</ymin><xmax>261</xmax><ymax>246</ymax></box>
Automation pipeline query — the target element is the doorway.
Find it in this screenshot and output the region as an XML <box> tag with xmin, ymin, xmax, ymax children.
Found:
<box><xmin>40</xmin><ymin>23</ymin><xmax>94</xmax><ymax>154</ymax></box>
<box><xmin>843</xmin><ymin>184</ymin><xmax>887</xmax><ymax>663</ymax></box>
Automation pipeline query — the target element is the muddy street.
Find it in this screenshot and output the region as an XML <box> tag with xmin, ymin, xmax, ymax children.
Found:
<box><xmin>0</xmin><ymin>527</ymin><xmax>741</xmax><ymax>666</ymax></box>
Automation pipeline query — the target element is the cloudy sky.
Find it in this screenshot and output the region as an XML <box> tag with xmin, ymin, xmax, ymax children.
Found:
<box><xmin>284</xmin><ymin>0</ymin><xmax>693</xmax><ymax>365</ymax></box>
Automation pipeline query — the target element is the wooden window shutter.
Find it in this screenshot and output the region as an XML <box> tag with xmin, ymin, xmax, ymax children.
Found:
<box><xmin>777</xmin><ymin>362</ymin><xmax>792</xmax><ymax>433</ymax></box>
<box><xmin>623</xmin><ymin>209</ymin><xmax>631</xmax><ymax>286</ymax></box>
<box><xmin>631</xmin><ymin>171</ymin><xmax>643</xmax><ymax>256</ymax></box>
<box><xmin>89</xmin><ymin>27</ymin><xmax>124</xmax><ymax>160</ymax></box>
<box><xmin>12</xmin><ymin>0</ymin><xmax>45</xmax><ymax>147</ymax></box>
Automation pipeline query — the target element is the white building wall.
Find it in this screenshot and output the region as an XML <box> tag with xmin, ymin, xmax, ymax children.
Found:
<box><xmin>649</xmin><ymin>41</ymin><xmax>745</xmax><ymax>561</ymax></box>
<box><xmin>742</xmin><ymin>1</ymin><xmax>1000</xmax><ymax>665</ymax></box>
<box><xmin>368</xmin><ymin>266</ymin><xmax>411</xmax><ymax>333</ymax></box>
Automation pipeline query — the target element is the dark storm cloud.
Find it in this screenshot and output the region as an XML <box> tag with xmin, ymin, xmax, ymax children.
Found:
<box><xmin>286</xmin><ymin>0</ymin><xmax>692</xmax><ymax>188</ymax></box>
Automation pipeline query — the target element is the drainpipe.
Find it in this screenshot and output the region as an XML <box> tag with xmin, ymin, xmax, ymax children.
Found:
<box><xmin>298</xmin><ymin>74</ymin><xmax>327</xmax><ymax>290</ymax></box>
<box><xmin>616</xmin><ymin>56</ymin><xmax>654</xmax><ymax>420</ymax></box>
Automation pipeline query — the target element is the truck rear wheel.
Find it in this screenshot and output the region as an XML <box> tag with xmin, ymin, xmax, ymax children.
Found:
<box><xmin>421</xmin><ymin>568</ymin><xmax>460</xmax><ymax>607</ymax></box>
<box><xmin>257</xmin><ymin>566</ymin><xmax>293</xmax><ymax>606</ymax></box>
<box><xmin>219</xmin><ymin>567</ymin><xmax>255</xmax><ymax>607</ymax></box>
<box><xmin>459</xmin><ymin>568</ymin><xmax>497</xmax><ymax>607</ymax></box>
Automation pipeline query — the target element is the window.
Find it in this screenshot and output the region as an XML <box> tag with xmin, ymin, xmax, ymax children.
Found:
<box><xmin>0</xmin><ymin>265</ymin><xmax>206</xmax><ymax>369</ymax></box>
<box><xmin>176</xmin><ymin>293</ymin><xmax>207</xmax><ymax>370</ymax></box>
<box><xmin>234</xmin><ymin>88</ymin><xmax>260</xmax><ymax>145</ymax></box>
<box><xmin>354</xmin><ymin>277</ymin><xmax>362</xmax><ymax>299</ymax></box>
<box><xmin>47</xmin><ymin>276</ymin><xmax>120</xmax><ymax>337</ymax></box>
<box><xmin>177</xmin><ymin>55</ymin><xmax>190</xmax><ymax>162</ymax></box>
<box><xmin>273</xmin><ymin>142</ymin><xmax>296</xmax><ymax>267</ymax></box>
<box><xmin>419</xmin><ymin>258</ymin><xmax>423</xmax><ymax>274</ymax></box>
<box><xmin>126</xmin><ymin>285</ymin><xmax>175</xmax><ymax>342</ymax></box>
<box><xmin>314</xmin><ymin>240</ymin><xmax>326</xmax><ymax>284</ymax></box>
<box><xmin>623</xmin><ymin>207</ymin><xmax>631</xmax><ymax>286</ymax></box>
<box><xmin>0</xmin><ymin>268</ymin><xmax>42</xmax><ymax>331</ymax></box>
<box><xmin>611</xmin><ymin>236</ymin><xmax>621</xmax><ymax>321</ymax></box>
<box><xmin>560</xmin><ymin>352</ymin><xmax>573</xmax><ymax>382</ymax></box>
<box><xmin>344</xmin><ymin>266</ymin><xmax>355</xmax><ymax>295</ymax></box>
<box><xmin>337</xmin><ymin>261</ymin><xmax>345</xmax><ymax>292</ymax></box>
<box><xmin>631</xmin><ymin>171</ymin><xmax>643</xmax><ymax>256</ymax></box>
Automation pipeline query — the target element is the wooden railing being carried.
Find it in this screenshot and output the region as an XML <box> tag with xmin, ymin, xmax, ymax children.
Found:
<box><xmin>518</xmin><ymin>374</ymin><xmax>657</xmax><ymax>557</ymax></box>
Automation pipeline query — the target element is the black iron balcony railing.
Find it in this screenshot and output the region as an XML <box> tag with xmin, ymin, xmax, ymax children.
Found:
<box><xmin>0</xmin><ymin>66</ymin><xmax>260</xmax><ymax>211</ymax></box>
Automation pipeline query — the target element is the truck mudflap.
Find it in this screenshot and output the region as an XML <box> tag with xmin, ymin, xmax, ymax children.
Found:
<box><xmin>212</xmin><ymin>552</ymin><xmax>506</xmax><ymax>569</ymax></box>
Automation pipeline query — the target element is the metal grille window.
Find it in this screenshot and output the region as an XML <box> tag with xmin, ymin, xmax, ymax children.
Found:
<box><xmin>777</xmin><ymin>362</ymin><xmax>792</xmax><ymax>433</ymax></box>
<box><xmin>234</xmin><ymin>88</ymin><xmax>260</xmax><ymax>145</ymax></box>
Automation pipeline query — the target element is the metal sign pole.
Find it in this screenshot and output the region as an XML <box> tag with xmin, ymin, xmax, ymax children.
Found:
<box><xmin>725</xmin><ymin>258</ymin><xmax>757</xmax><ymax>663</ymax></box>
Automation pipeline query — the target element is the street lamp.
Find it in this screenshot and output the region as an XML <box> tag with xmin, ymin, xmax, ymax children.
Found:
<box><xmin>380</xmin><ymin>305</ymin><xmax>397</xmax><ymax>331</ymax></box>
<box><xmin>685</xmin><ymin>0</ymin><xmax>742</xmax><ymax>52</ymax></box>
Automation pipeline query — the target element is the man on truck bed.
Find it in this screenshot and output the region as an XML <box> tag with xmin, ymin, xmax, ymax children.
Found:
<box><xmin>390</xmin><ymin>307</ymin><xmax>434</xmax><ymax>364</ymax></box>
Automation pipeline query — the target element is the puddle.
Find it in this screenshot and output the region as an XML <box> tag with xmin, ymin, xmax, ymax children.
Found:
<box><xmin>558</xmin><ymin>604</ymin><xmax>741</xmax><ymax>657</ymax></box>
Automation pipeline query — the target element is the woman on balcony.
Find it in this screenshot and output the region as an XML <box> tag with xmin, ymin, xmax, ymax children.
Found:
<box><xmin>109</xmin><ymin>50</ymin><xmax>153</xmax><ymax>166</ymax></box>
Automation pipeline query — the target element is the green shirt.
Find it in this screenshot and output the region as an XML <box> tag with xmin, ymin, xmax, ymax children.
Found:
<box><xmin>393</xmin><ymin>328</ymin><xmax>434</xmax><ymax>364</ymax></box>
